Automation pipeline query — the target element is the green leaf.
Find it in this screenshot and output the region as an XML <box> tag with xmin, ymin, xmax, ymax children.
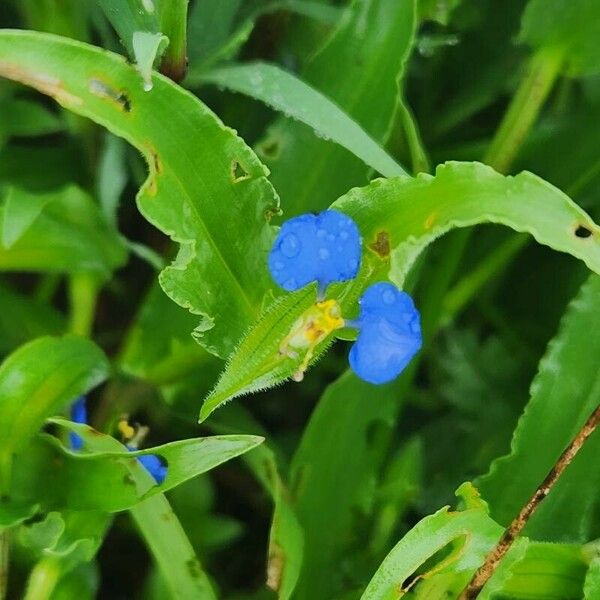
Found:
<box><xmin>187</xmin><ymin>0</ymin><xmax>252</xmax><ymax>70</ymax></box>
<box><xmin>490</xmin><ymin>543</ymin><xmax>588</xmax><ymax>600</ymax></box>
<box><xmin>290</xmin><ymin>371</ymin><xmax>410</xmax><ymax>600</ymax></box>
<box><xmin>520</xmin><ymin>0</ymin><xmax>600</xmax><ymax>76</ymax></box>
<box><xmin>96</xmin><ymin>132</ymin><xmax>127</xmax><ymax>225</ymax></box>
<box><xmin>335</xmin><ymin>163</ymin><xmax>600</xmax><ymax>286</ymax></box>
<box><xmin>28</xmin><ymin>420</ymin><xmax>229</xmax><ymax>600</ymax></box>
<box><xmin>120</xmin><ymin>281</ymin><xmax>214</xmax><ymax>385</ymax></box>
<box><xmin>18</xmin><ymin>510</ymin><xmax>107</xmax><ymax>575</ymax></box>
<box><xmin>0</xmin><ymin>185</ymin><xmax>127</xmax><ymax>277</ymax></box>
<box><xmin>11</xmin><ymin>419</ymin><xmax>263</xmax><ymax>512</ymax></box>
<box><xmin>186</xmin><ymin>1</ymin><xmax>342</xmax><ymax>72</ymax></box>
<box><xmin>207</xmin><ymin>405</ymin><xmax>303</xmax><ymax>600</ymax></box>
<box><xmin>360</xmin><ymin>484</ymin><xmax>502</xmax><ymax>600</ymax></box>
<box><xmin>1</xmin><ymin>186</ymin><xmax>53</xmax><ymax>248</ymax></box>
<box><xmin>199</xmin><ymin>62</ymin><xmax>407</xmax><ymax>178</ymax></box>
<box><xmin>0</xmin><ymin>502</ymin><xmax>38</xmax><ymax>531</ymax></box>
<box><xmin>0</xmin><ymin>29</ymin><xmax>280</xmax><ymax>357</ymax></box>
<box><xmin>259</xmin><ymin>0</ymin><xmax>417</xmax><ymax>217</ymax></box>
<box><xmin>96</xmin><ymin>0</ymin><xmax>160</xmax><ymax>56</ymax></box>
<box><xmin>200</xmin><ymin>162</ymin><xmax>600</xmax><ymax>420</ymax></box>
<box><xmin>0</xmin><ymin>97</ymin><xmax>62</xmax><ymax>137</ymax></box>
<box><xmin>0</xmin><ymin>335</ymin><xmax>108</xmax><ymax>492</ymax></box>
<box><xmin>0</xmin><ymin>280</ymin><xmax>65</xmax><ymax>354</ymax></box>
<box><xmin>478</xmin><ymin>274</ymin><xmax>600</xmax><ymax>541</ymax></box>
<box><xmin>584</xmin><ymin>555</ymin><xmax>600</xmax><ymax>599</ymax></box>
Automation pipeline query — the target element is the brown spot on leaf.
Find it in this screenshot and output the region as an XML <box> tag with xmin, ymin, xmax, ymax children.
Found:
<box><xmin>369</xmin><ymin>231</ymin><xmax>390</xmax><ymax>258</ymax></box>
<box><xmin>146</xmin><ymin>176</ymin><xmax>158</xmax><ymax>197</ymax></box>
<box><xmin>152</xmin><ymin>152</ymin><xmax>162</xmax><ymax>175</ymax></box>
<box><xmin>267</xmin><ymin>542</ymin><xmax>285</xmax><ymax>592</ymax></box>
<box><xmin>424</xmin><ymin>212</ymin><xmax>437</xmax><ymax>229</ymax></box>
<box><xmin>186</xmin><ymin>558</ymin><xmax>203</xmax><ymax>580</ymax></box>
<box><xmin>264</xmin><ymin>205</ymin><xmax>282</xmax><ymax>221</ymax></box>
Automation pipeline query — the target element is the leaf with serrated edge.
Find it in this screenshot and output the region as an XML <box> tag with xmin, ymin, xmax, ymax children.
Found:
<box><xmin>0</xmin><ymin>30</ymin><xmax>280</xmax><ymax>357</ymax></box>
<box><xmin>200</xmin><ymin>162</ymin><xmax>600</xmax><ymax>421</ymax></box>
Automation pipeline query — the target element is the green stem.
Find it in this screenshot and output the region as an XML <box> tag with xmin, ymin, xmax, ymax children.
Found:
<box><xmin>145</xmin><ymin>350</ymin><xmax>211</xmax><ymax>386</ymax></box>
<box><xmin>398</xmin><ymin>98</ymin><xmax>430</xmax><ymax>175</ymax></box>
<box><xmin>484</xmin><ymin>48</ymin><xmax>564</xmax><ymax>174</ymax></box>
<box><xmin>418</xmin><ymin>49</ymin><xmax>563</xmax><ymax>339</ymax></box>
<box><xmin>23</xmin><ymin>557</ymin><xmax>61</xmax><ymax>600</ymax></box>
<box><xmin>68</xmin><ymin>274</ymin><xmax>99</xmax><ymax>338</ymax></box>
<box><xmin>442</xmin><ymin>233</ymin><xmax>529</xmax><ymax>324</ymax></box>
<box><xmin>159</xmin><ymin>0</ymin><xmax>190</xmax><ymax>83</ymax></box>
<box><xmin>131</xmin><ymin>494</ymin><xmax>216</xmax><ymax>599</ymax></box>
<box><xmin>34</xmin><ymin>274</ymin><xmax>61</xmax><ymax>305</ymax></box>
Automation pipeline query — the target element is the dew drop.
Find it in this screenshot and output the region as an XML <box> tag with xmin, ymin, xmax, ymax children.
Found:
<box><xmin>317</xmin><ymin>228</ymin><xmax>327</xmax><ymax>239</ymax></box>
<box><xmin>274</xmin><ymin>260</ymin><xmax>284</xmax><ymax>270</ymax></box>
<box><xmin>340</xmin><ymin>230</ymin><xmax>349</xmax><ymax>240</ymax></box>
<box><xmin>284</xmin><ymin>278</ymin><xmax>297</xmax><ymax>290</ymax></box>
<box><xmin>280</xmin><ymin>233</ymin><xmax>300</xmax><ymax>257</ymax></box>
<box><xmin>319</xmin><ymin>248</ymin><xmax>330</xmax><ymax>260</ymax></box>
<box><xmin>327</xmin><ymin>233</ymin><xmax>335</xmax><ymax>241</ymax></box>
<box><xmin>383</xmin><ymin>289</ymin><xmax>396</xmax><ymax>305</ymax></box>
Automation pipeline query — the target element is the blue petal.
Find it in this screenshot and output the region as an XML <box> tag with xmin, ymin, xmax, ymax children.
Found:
<box><xmin>133</xmin><ymin>450</ymin><xmax>168</xmax><ymax>484</ymax></box>
<box><xmin>349</xmin><ymin>283</ymin><xmax>422</xmax><ymax>384</ymax></box>
<box><xmin>70</xmin><ymin>396</ymin><xmax>87</xmax><ymax>450</ymax></box>
<box><xmin>268</xmin><ymin>210</ymin><xmax>361</xmax><ymax>292</ymax></box>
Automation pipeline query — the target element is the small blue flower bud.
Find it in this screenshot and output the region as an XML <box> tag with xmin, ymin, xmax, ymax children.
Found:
<box><xmin>70</xmin><ymin>396</ymin><xmax>87</xmax><ymax>450</ymax></box>
<box><xmin>349</xmin><ymin>282</ymin><xmax>422</xmax><ymax>384</ymax></box>
<box><xmin>268</xmin><ymin>210</ymin><xmax>361</xmax><ymax>294</ymax></box>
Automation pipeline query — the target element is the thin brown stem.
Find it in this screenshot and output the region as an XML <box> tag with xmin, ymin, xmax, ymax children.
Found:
<box><xmin>459</xmin><ymin>402</ymin><xmax>600</xmax><ymax>600</ymax></box>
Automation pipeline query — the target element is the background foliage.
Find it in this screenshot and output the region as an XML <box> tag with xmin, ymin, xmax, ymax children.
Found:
<box><xmin>0</xmin><ymin>0</ymin><xmax>600</xmax><ymax>599</ymax></box>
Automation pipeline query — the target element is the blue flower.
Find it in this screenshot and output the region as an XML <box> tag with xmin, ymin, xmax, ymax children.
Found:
<box><xmin>70</xmin><ymin>396</ymin><xmax>87</xmax><ymax>450</ymax></box>
<box><xmin>268</xmin><ymin>210</ymin><xmax>361</xmax><ymax>295</ymax></box>
<box><xmin>349</xmin><ymin>282</ymin><xmax>422</xmax><ymax>384</ymax></box>
<box><xmin>130</xmin><ymin>449</ymin><xmax>168</xmax><ymax>484</ymax></box>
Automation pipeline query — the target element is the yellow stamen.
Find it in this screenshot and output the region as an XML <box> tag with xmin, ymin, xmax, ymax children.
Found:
<box><xmin>117</xmin><ymin>419</ymin><xmax>135</xmax><ymax>441</ymax></box>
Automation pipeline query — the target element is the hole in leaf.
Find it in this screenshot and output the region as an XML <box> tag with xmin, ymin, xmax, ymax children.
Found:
<box><xmin>88</xmin><ymin>79</ymin><xmax>132</xmax><ymax>112</ymax></box>
<box><xmin>574</xmin><ymin>224</ymin><xmax>592</xmax><ymax>239</ymax></box>
<box><xmin>402</xmin><ymin>535</ymin><xmax>468</xmax><ymax>593</ymax></box>
<box><xmin>231</xmin><ymin>160</ymin><xmax>251</xmax><ymax>183</ymax></box>
<box><xmin>258</xmin><ymin>137</ymin><xmax>281</xmax><ymax>160</ymax></box>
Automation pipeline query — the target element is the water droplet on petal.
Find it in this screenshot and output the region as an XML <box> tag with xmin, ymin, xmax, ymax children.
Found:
<box><xmin>318</xmin><ymin>248</ymin><xmax>330</xmax><ymax>260</ymax></box>
<box><xmin>340</xmin><ymin>230</ymin><xmax>349</xmax><ymax>240</ymax></box>
<box><xmin>274</xmin><ymin>260</ymin><xmax>284</xmax><ymax>270</ymax></box>
<box><xmin>383</xmin><ymin>289</ymin><xmax>396</xmax><ymax>305</ymax></box>
<box><xmin>327</xmin><ymin>233</ymin><xmax>335</xmax><ymax>241</ymax></box>
<box><xmin>284</xmin><ymin>278</ymin><xmax>297</xmax><ymax>289</ymax></box>
<box><xmin>280</xmin><ymin>233</ymin><xmax>300</xmax><ymax>258</ymax></box>
<box><xmin>317</xmin><ymin>228</ymin><xmax>327</xmax><ymax>239</ymax></box>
